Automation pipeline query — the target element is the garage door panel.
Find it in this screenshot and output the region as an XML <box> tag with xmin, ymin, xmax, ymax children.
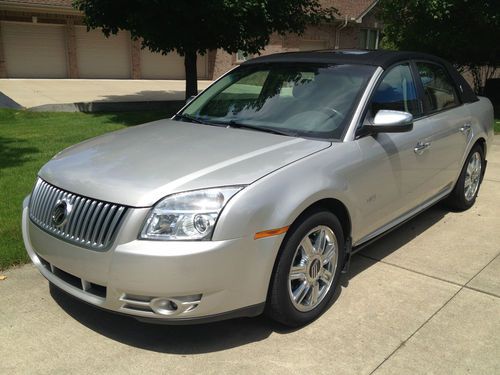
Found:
<box><xmin>140</xmin><ymin>49</ymin><xmax>207</xmax><ymax>79</ymax></box>
<box><xmin>75</xmin><ymin>27</ymin><xmax>130</xmax><ymax>79</ymax></box>
<box><xmin>1</xmin><ymin>22</ymin><xmax>67</xmax><ymax>78</ymax></box>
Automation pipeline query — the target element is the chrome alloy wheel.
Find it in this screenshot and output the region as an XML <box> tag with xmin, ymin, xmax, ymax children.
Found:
<box><xmin>464</xmin><ymin>151</ymin><xmax>482</xmax><ymax>201</ymax></box>
<box><xmin>288</xmin><ymin>225</ymin><xmax>338</xmax><ymax>312</ymax></box>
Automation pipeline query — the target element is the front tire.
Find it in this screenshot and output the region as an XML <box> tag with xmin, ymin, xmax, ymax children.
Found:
<box><xmin>446</xmin><ymin>144</ymin><xmax>485</xmax><ymax>211</ymax></box>
<box><xmin>267</xmin><ymin>210</ymin><xmax>345</xmax><ymax>327</ymax></box>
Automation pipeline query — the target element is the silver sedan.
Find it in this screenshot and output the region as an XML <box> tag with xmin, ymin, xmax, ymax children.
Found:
<box><xmin>22</xmin><ymin>50</ymin><xmax>494</xmax><ymax>326</ymax></box>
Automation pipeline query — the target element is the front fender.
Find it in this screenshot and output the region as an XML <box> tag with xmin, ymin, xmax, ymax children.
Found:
<box><xmin>213</xmin><ymin>142</ymin><xmax>362</xmax><ymax>242</ymax></box>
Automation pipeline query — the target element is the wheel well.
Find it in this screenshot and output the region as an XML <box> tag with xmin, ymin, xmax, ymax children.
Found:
<box><xmin>476</xmin><ymin>138</ymin><xmax>486</xmax><ymax>156</ymax></box>
<box><xmin>265</xmin><ymin>197</ymin><xmax>352</xmax><ymax>307</ymax></box>
<box><xmin>295</xmin><ymin>198</ymin><xmax>351</xmax><ymax>240</ymax></box>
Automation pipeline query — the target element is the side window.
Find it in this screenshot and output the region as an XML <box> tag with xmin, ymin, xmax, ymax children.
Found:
<box><xmin>416</xmin><ymin>62</ymin><xmax>459</xmax><ymax>112</ymax></box>
<box><xmin>368</xmin><ymin>63</ymin><xmax>420</xmax><ymax>118</ymax></box>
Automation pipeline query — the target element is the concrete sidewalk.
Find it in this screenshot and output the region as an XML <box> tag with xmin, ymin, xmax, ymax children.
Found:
<box><xmin>0</xmin><ymin>79</ymin><xmax>213</xmax><ymax>111</ymax></box>
<box><xmin>1</xmin><ymin>138</ymin><xmax>499</xmax><ymax>374</ymax></box>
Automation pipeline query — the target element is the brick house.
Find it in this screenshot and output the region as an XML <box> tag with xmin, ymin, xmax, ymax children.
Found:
<box><xmin>0</xmin><ymin>0</ymin><xmax>381</xmax><ymax>80</ymax></box>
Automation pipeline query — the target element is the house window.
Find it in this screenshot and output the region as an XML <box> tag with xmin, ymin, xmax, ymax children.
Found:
<box><xmin>236</xmin><ymin>50</ymin><xmax>251</xmax><ymax>63</ymax></box>
<box><xmin>359</xmin><ymin>29</ymin><xmax>379</xmax><ymax>50</ymax></box>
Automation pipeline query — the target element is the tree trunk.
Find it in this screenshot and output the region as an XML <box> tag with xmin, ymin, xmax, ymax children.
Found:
<box><xmin>184</xmin><ymin>50</ymin><xmax>198</xmax><ymax>101</ymax></box>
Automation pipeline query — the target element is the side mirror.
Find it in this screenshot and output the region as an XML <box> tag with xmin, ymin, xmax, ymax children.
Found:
<box><xmin>365</xmin><ymin>110</ymin><xmax>413</xmax><ymax>133</ymax></box>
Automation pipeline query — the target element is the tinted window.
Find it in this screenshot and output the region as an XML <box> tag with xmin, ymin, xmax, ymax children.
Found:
<box><xmin>181</xmin><ymin>63</ymin><xmax>376</xmax><ymax>140</ymax></box>
<box><xmin>417</xmin><ymin>62</ymin><xmax>459</xmax><ymax>112</ymax></box>
<box><xmin>369</xmin><ymin>63</ymin><xmax>420</xmax><ymax>117</ymax></box>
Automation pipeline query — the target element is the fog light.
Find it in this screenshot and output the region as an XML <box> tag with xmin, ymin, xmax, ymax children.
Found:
<box><xmin>150</xmin><ymin>298</ymin><xmax>179</xmax><ymax>315</ymax></box>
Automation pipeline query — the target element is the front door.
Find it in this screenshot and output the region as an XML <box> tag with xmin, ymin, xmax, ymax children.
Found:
<box><xmin>352</xmin><ymin>62</ymin><xmax>438</xmax><ymax>243</ymax></box>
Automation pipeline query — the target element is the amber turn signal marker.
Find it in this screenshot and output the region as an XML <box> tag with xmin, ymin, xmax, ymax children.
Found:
<box><xmin>254</xmin><ymin>226</ymin><xmax>289</xmax><ymax>240</ymax></box>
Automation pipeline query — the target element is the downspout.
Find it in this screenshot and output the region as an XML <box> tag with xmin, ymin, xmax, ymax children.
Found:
<box><xmin>335</xmin><ymin>15</ymin><xmax>348</xmax><ymax>49</ymax></box>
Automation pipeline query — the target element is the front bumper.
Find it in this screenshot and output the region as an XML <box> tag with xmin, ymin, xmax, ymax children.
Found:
<box><xmin>22</xmin><ymin>196</ymin><xmax>282</xmax><ymax>323</ymax></box>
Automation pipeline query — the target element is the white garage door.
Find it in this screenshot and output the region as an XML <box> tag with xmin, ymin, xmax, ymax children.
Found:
<box><xmin>75</xmin><ymin>27</ymin><xmax>131</xmax><ymax>79</ymax></box>
<box><xmin>1</xmin><ymin>22</ymin><xmax>67</xmax><ymax>78</ymax></box>
<box><xmin>140</xmin><ymin>49</ymin><xmax>207</xmax><ymax>79</ymax></box>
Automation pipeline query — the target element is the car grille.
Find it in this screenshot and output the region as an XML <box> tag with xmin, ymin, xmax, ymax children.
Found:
<box><xmin>29</xmin><ymin>178</ymin><xmax>128</xmax><ymax>251</ymax></box>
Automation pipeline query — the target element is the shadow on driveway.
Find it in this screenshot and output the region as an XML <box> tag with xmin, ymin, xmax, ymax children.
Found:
<box><xmin>49</xmin><ymin>204</ymin><xmax>448</xmax><ymax>354</ymax></box>
<box><xmin>50</xmin><ymin>284</ymin><xmax>302</xmax><ymax>354</ymax></box>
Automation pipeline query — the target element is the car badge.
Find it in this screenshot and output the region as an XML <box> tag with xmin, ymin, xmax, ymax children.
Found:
<box><xmin>51</xmin><ymin>199</ymin><xmax>71</xmax><ymax>228</ymax></box>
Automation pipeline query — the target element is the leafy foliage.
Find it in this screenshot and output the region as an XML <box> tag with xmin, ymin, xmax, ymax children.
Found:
<box><xmin>73</xmin><ymin>0</ymin><xmax>337</xmax><ymax>98</ymax></box>
<box><xmin>379</xmin><ymin>0</ymin><xmax>500</xmax><ymax>92</ymax></box>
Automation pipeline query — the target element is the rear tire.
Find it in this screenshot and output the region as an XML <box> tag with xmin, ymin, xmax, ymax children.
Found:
<box><xmin>267</xmin><ymin>209</ymin><xmax>345</xmax><ymax>327</ymax></box>
<box><xmin>446</xmin><ymin>144</ymin><xmax>484</xmax><ymax>211</ymax></box>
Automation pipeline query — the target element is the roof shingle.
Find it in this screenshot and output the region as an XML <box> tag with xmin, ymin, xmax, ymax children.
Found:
<box><xmin>321</xmin><ymin>0</ymin><xmax>378</xmax><ymax>19</ymax></box>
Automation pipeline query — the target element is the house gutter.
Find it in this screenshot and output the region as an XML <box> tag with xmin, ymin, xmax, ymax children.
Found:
<box><xmin>335</xmin><ymin>15</ymin><xmax>348</xmax><ymax>49</ymax></box>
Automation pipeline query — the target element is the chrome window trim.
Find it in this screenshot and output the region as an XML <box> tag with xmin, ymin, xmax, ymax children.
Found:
<box><xmin>343</xmin><ymin>66</ymin><xmax>384</xmax><ymax>142</ymax></box>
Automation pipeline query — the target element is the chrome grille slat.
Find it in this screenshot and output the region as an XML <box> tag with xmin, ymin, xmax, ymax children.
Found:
<box><xmin>75</xmin><ymin>199</ymin><xmax>91</xmax><ymax>242</ymax></box>
<box><xmin>91</xmin><ymin>203</ymin><xmax>110</xmax><ymax>245</ymax></box>
<box><xmin>85</xmin><ymin>202</ymin><xmax>103</xmax><ymax>244</ymax></box>
<box><xmin>32</xmin><ymin>180</ymin><xmax>44</xmax><ymax>216</ymax></box>
<box><xmin>48</xmin><ymin>190</ymin><xmax>64</xmax><ymax>225</ymax></box>
<box><xmin>42</xmin><ymin>187</ymin><xmax>56</xmax><ymax>223</ymax></box>
<box><xmin>28</xmin><ymin>178</ymin><xmax>128</xmax><ymax>251</ymax></box>
<box><xmin>37</xmin><ymin>185</ymin><xmax>49</xmax><ymax>221</ymax></box>
<box><xmin>61</xmin><ymin>193</ymin><xmax>73</xmax><ymax>234</ymax></box>
<box><xmin>97</xmin><ymin>205</ymin><xmax>117</xmax><ymax>245</ymax></box>
<box><xmin>68</xmin><ymin>196</ymin><xmax>82</xmax><ymax>238</ymax></box>
<box><xmin>40</xmin><ymin>185</ymin><xmax>54</xmax><ymax>223</ymax></box>
<box><xmin>104</xmin><ymin>206</ymin><xmax>126</xmax><ymax>246</ymax></box>
<box><xmin>80</xmin><ymin>201</ymin><xmax>97</xmax><ymax>243</ymax></box>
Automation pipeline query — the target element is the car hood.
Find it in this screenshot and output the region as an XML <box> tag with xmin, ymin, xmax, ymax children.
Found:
<box><xmin>39</xmin><ymin>119</ymin><xmax>330</xmax><ymax>207</ymax></box>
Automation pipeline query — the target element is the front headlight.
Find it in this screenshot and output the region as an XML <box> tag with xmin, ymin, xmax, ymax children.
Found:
<box><xmin>139</xmin><ymin>187</ymin><xmax>244</xmax><ymax>241</ymax></box>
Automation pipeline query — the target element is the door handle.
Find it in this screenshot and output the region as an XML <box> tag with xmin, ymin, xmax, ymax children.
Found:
<box><xmin>459</xmin><ymin>123</ymin><xmax>472</xmax><ymax>133</ymax></box>
<box><xmin>414</xmin><ymin>141</ymin><xmax>431</xmax><ymax>155</ymax></box>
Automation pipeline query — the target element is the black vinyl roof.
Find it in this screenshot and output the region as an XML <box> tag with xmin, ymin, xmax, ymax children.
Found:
<box><xmin>244</xmin><ymin>49</ymin><xmax>444</xmax><ymax>69</ymax></box>
<box><xmin>242</xmin><ymin>49</ymin><xmax>478</xmax><ymax>103</ymax></box>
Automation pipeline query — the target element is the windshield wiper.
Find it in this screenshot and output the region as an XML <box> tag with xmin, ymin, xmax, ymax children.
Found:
<box><xmin>226</xmin><ymin>121</ymin><xmax>297</xmax><ymax>137</ymax></box>
<box><xmin>175</xmin><ymin>113</ymin><xmax>211</xmax><ymax>125</ymax></box>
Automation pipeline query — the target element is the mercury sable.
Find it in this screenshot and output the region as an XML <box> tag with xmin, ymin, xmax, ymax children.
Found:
<box><xmin>22</xmin><ymin>50</ymin><xmax>494</xmax><ymax>326</ymax></box>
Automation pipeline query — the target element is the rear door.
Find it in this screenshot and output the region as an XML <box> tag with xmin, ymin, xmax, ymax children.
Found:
<box><xmin>413</xmin><ymin>61</ymin><xmax>471</xmax><ymax>193</ymax></box>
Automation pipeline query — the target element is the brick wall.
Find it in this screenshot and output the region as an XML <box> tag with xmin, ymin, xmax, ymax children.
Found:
<box><xmin>209</xmin><ymin>13</ymin><xmax>383</xmax><ymax>80</ymax></box>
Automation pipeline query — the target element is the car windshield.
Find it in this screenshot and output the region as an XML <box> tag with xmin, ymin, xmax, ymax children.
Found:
<box><xmin>178</xmin><ymin>63</ymin><xmax>376</xmax><ymax>139</ymax></box>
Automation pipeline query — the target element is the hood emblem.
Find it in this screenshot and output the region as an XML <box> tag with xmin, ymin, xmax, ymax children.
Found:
<box><xmin>51</xmin><ymin>199</ymin><xmax>72</xmax><ymax>228</ymax></box>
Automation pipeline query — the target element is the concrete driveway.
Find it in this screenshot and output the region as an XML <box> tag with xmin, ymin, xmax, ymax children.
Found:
<box><xmin>0</xmin><ymin>79</ymin><xmax>213</xmax><ymax>111</ymax></box>
<box><xmin>1</xmin><ymin>138</ymin><xmax>499</xmax><ymax>374</ymax></box>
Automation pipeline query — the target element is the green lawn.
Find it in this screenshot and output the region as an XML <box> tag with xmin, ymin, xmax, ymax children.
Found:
<box><xmin>0</xmin><ymin>109</ymin><xmax>174</xmax><ymax>270</ymax></box>
<box><xmin>495</xmin><ymin>118</ymin><xmax>500</xmax><ymax>134</ymax></box>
